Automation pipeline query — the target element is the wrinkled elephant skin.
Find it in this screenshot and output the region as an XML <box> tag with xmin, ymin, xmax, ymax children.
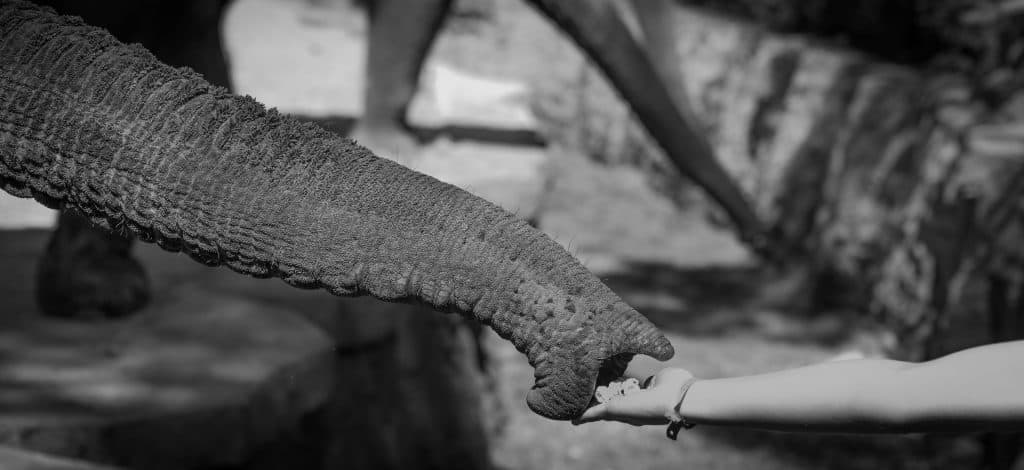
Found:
<box><xmin>0</xmin><ymin>0</ymin><xmax>673</xmax><ymax>420</ymax></box>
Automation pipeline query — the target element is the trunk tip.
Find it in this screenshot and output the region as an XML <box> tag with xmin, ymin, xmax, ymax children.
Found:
<box><xmin>620</xmin><ymin>328</ymin><xmax>674</xmax><ymax>361</ymax></box>
<box><xmin>614</xmin><ymin>309</ymin><xmax>675</xmax><ymax>361</ymax></box>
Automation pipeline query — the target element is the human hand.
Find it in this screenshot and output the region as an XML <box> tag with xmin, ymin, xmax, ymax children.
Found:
<box><xmin>574</xmin><ymin>368</ymin><xmax>695</xmax><ymax>426</ymax></box>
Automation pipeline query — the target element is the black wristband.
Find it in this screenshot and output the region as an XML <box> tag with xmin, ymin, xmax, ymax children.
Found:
<box><xmin>666</xmin><ymin>377</ymin><xmax>698</xmax><ymax>440</ymax></box>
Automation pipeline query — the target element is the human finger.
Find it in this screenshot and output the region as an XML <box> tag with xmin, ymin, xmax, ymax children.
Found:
<box><xmin>574</xmin><ymin>403</ymin><xmax>609</xmax><ymax>424</ymax></box>
<box><xmin>602</xmin><ymin>391</ymin><xmax>672</xmax><ymax>425</ymax></box>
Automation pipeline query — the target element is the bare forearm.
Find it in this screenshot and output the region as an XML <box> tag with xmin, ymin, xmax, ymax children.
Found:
<box><xmin>877</xmin><ymin>341</ymin><xmax>1024</xmax><ymax>432</ymax></box>
<box><xmin>681</xmin><ymin>360</ymin><xmax>911</xmax><ymax>433</ymax></box>
<box><xmin>680</xmin><ymin>341</ymin><xmax>1024</xmax><ymax>433</ymax></box>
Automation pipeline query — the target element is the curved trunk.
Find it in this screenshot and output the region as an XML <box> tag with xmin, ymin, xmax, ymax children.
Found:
<box><xmin>528</xmin><ymin>0</ymin><xmax>772</xmax><ymax>254</ymax></box>
<box><xmin>0</xmin><ymin>0</ymin><xmax>671</xmax><ymax>420</ymax></box>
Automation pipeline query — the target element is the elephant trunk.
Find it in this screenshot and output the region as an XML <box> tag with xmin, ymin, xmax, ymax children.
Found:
<box><xmin>0</xmin><ymin>0</ymin><xmax>672</xmax><ymax>420</ymax></box>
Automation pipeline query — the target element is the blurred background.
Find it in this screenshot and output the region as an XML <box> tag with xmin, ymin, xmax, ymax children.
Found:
<box><xmin>1</xmin><ymin>0</ymin><xmax>1023</xmax><ymax>468</ymax></box>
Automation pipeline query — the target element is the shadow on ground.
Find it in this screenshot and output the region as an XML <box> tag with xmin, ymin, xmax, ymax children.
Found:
<box><xmin>698</xmin><ymin>426</ymin><xmax>982</xmax><ymax>470</ymax></box>
<box><xmin>298</xmin><ymin>115</ymin><xmax>545</xmax><ymax>148</ymax></box>
<box><xmin>0</xmin><ymin>228</ymin><xmax>990</xmax><ymax>469</ymax></box>
<box><xmin>601</xmin><ymin>260</ymin><xmax>872</xmax><ymax>348</ymax></box>
<box><xmin>595</xmin><ymin>259</ymin><xmax>992</xmax><ymax>469</ymax></box>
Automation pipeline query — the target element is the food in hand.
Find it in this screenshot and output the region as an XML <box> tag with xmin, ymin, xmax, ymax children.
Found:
<box><xmin>594</xmin><ymin>377</ymin><xmax>642</xmax><ymax>403</ymax></box>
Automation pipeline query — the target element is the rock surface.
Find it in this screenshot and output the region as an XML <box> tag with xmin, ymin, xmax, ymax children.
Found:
<box><xmin>0</xmin><ymin>276</ymin><xmax>334</xmax><ymax>469</ymax></box>
<box><xmin>0</xmin><ymin>446</ymin><xmax>122</xmax><ymax>470</ymax></box>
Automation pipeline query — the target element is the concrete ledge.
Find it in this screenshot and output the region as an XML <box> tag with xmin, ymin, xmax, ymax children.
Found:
<box><xmin>0</xmin><ymin>446</ymin><xmax>122</xmax><ymax>470</ymax></box>
<box><xmin>0</xmin><ymin>284</ymin><xmax>334</xmax><ymax>469</ymax></box>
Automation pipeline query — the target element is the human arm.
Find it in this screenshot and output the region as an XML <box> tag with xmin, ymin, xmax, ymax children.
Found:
<box><xmin>576</xmin><ymin>340</ymin><xmax>1024</xmax><ymax>433</ymax></box>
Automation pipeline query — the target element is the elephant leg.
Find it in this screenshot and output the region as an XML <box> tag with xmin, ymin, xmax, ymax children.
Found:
<box><xmin>528</xmin><ymin>0</ymin><xmax>773</xmax><ymax>257</ymax></box>
<box><xmin>36</xmin><ymin>210</ymin><xmax>149</xmax><ymax>319</ymax></box>
<box><xmin>350</xmin><ymin>0</ymin><xmax>453</xmax><ymax>160</ymax></box>
<box><xmin>30</xmin><ymin>0</ymin><xmax>157</xmax><ymax>320</ymax></box>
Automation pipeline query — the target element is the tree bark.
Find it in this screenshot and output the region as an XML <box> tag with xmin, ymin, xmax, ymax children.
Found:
<box><xmin>643</xmin><ymin>4</ymin><xmax>1024</xmax><ymax>360</ymax></box>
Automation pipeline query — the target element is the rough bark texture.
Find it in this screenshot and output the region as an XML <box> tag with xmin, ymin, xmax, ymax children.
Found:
<box><xmin>671</xmin><ymin>0</ymin><xmax>942</xmax><ymax>64</ymax></box>
<box><xmin>0</xmin><ymin>0</ymin><xmax>672</xmax><ymax>420</ymax></box>
<box><xmin>663</xmin><ymin>5</ymin><xmax>1024</xmax><ymax>466</ymax></box>
<box><xmin>672</xmin><ymin>0</ymin><xmax>1008</xmax><ymax>65</ymax></box>
<box><xmin>652</xmin><ymin>5</ymin><xmax>1024</xmax><ymax>359</ymax></box>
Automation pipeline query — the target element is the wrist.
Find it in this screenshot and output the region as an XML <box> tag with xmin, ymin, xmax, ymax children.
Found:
<box><xmin>675</xmin><ymin>379</ymin><xmax>708</xmax><ymax>422</ymax></box>
<box><xmin>665</xmin><ymin>377</ymin><xmax>699</xmax><ymax>439</ymax></box>
<box><xmin>677</xmin><ymin>377</ymin><xmax>754</xmax><ymax>428</ymax></box>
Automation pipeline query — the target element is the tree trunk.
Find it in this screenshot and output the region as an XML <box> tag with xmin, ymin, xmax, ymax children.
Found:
<box><xmin>648</xmin><ymin>7</ymin><xmax>1024</xmax><ymax>466</ymax></box>
<box><xmin>637</xmin><ymin>4</ymin><xmax>1024</xmax><ymax>360</ymax></box>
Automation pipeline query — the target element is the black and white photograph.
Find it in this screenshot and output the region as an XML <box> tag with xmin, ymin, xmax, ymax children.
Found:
<box><xmin>1</xmin><ymin>0</ymin><xmax>1022</xmax><ymax>468</ymax></box>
